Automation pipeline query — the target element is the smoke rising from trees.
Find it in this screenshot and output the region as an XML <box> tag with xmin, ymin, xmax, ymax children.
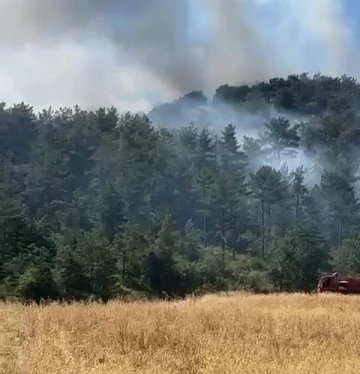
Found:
<box><xmin>0</xmin><ymin>0</ymin><xmax>356</xmax><ymax>110</ymax></box>
<box><xmin>1</xmin><ymin>72</ymin><xmax>360</xmax><ymax>300</ymax></box>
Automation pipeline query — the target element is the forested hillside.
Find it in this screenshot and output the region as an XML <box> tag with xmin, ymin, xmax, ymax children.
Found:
<box><xmin>2</xmin><ymin>73</ymin><xmax>360</xmax><ymax>302</ymax></box>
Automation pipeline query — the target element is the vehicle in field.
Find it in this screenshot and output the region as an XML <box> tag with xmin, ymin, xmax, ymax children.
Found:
<box><xmin>316</xmin><ymin>272</ymin><xmax>360</xmax><ymax>294</ymax></box>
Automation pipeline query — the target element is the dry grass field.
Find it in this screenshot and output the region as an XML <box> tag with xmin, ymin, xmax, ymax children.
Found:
<box><xmin>2</xmin><ymin>292</ymin><xmax>360</xmax><ymax>373</ymax></box>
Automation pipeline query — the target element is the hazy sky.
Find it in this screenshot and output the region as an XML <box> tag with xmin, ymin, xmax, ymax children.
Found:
<box><xmin>0</xmin><ymin>0</ymin><xmax>359</xmax><ymax>112</ymax></box>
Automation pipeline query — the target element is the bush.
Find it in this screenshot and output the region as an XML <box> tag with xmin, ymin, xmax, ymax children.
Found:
<box><xmin>17</xmin><ymin>264</ymin><xmax>57</xmax><ymax>302</ymax></box>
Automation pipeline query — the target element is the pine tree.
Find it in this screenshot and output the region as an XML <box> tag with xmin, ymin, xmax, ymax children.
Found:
<box><xmin>219</xmin><ymin>124</ymin><xmax>247</xmax><ymax>170</ymax></box>
<box><xmin>250</xmin><ymin>166</ymin><xmax>288</xmax><ymax>258</ymax></box>
<box><xmin>269</xmin><ymin>225</ymin><xmax>328</xmax><ymax>291</ymax></box>
<box><xmin>333</xmin><ymin>226</ymin><xmax>360</xmax><ymax>274</ymax></box>
<box><xmin>179</xmin><ymin>123</ymin><xmax>198</xmax><ymax>151</ymax></box>
<box><xmin>242</xmin><ymin>135</ymin><xmax>264</xmax><ymax>172</ymax></box>
<box><xmin>112</xmin><ymin>222</ymin><xmax>148</xmax><ymax>286</ymax></box>
<box><xmin>196</xmin><ymin>128</ymin><xmax>216</xmax><ymax>168</ymax></box>
<box><xmin>320</xmin><ymin>171</ymin><xmax>359</xmax><ymax>248</ymax></box>
<box><xmin>290</xmin><ymin>166</ymin><xmax>308</xmax><ymax>222</ymax></box>
<box><xmin>143</xmin><ymin>212</ymin><xmax>181</xmax><ymax>296</ymax></box>
<box><xmin>261</xmin><ymin>117</ymin><xmax>300</xmax><ymax>162</ymax></box>
<box><xmin>180</xmin><ymin>219</ymin><xmax>202</xmax><ymax>261</ymax></box>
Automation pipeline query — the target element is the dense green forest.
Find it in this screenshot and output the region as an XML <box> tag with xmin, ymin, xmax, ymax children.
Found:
<box><xmin>2</xmin><ymin>72</ymin><xmax>360</xmax><ymax>302</ymax></box>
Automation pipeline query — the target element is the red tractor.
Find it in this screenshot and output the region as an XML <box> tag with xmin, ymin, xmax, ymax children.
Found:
<box><xmin>316</xmin><ymin>272</ymin><xmax>360</xmax><ymax>294</ymax></box>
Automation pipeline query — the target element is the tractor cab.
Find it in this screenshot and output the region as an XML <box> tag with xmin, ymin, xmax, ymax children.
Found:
<box><xmin>317</xmin><ymin>273</ymin><xmax>340</xmax><ymax>293</ymax></box>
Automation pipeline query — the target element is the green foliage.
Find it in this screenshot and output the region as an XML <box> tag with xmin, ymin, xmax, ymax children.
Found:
<box><xmin>180</xmin><ymin>219</ymin><xmax>202</xmax><ymax>262</ymax></box>
<box><xmin>17</xmin><ymin>263</ymin><xmax>57</xmax><ymax>302</ymax></box>
<box><xmin>333</xmin><ymin>226</ymin><xmax>360</xmax><ymax>274</ymax></box>
<box><xmin>290</xmin><ymin>166</ymin><xmax>308</xmax><ymax>222</ymax></box>
<box><xmin>249</xmin><ymin>166</ymin><xmax>288</xmax><ymax>257</ymax></box>
<box><xmin>269</xmin><ymin>225</ymin><xmax>328</xmax><ymax>291</ymax></box>
<box><xmin>54</xmin><ymin>230</ymin><xmax>117</xmax><ymax>301</ymax></box>
<box><xmin>261</xmin><ymin>117</ymin><xmax>300</xmax><ymax>161</ymax></box>
<box><xmin>112</xmin><ymin>222</ymin><xmax>148</xmax><ymax>288</ymax></box>
<box><xmin>2</xmin><ymin>73</ymin><xmax>360</xmax><ymax>300</ymax></box>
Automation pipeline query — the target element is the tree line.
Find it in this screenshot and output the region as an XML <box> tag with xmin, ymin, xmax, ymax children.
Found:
<box><xmin>1</xmin><ymin>73</ymin><xmax>360</xmax><ymax>302</ymax></box>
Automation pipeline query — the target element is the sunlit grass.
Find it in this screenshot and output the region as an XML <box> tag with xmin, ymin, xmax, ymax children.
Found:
<box><xmin>2</xmin><ymin>292</ymin><xmax>360</xmax><ymax>373</ymax></box>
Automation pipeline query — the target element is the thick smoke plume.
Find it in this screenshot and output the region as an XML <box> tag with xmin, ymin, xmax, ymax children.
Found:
<box><xmin>0</xmin><ymin>0</ymin><xmax>273</xmax><ymax>107</ymax></box>
<box><xmin>0</xmin><ymin>0</ymin><xmax>356</xmax><ymax>110</ymax></box>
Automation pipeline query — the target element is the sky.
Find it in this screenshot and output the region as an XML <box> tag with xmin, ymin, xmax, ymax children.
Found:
<box><xmin>0</xmin><ymin>0</ymin><xmax>359</xmax><ymax>113</ymax></box>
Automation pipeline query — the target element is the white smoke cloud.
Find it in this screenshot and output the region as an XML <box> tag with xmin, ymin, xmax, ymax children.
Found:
<box><xmin>0</xmin><ymin>39</ymin><xmax>162</xmax><ymax>112</ymax></box>
<box><xmin>281</xmin><ymin>0</ymin><xmax>357</xmax><ymax>76</ymax></box>
<box><xmin>0</xmin><ymin>0</ymin><xmax>357</xmax><ymax>112</ymax></box>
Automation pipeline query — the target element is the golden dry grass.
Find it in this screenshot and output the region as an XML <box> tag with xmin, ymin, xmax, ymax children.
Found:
<box><xmin>3</xmin><ymin>292</ymin><xmax>360</xmax><ymax>373</ymax></box>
